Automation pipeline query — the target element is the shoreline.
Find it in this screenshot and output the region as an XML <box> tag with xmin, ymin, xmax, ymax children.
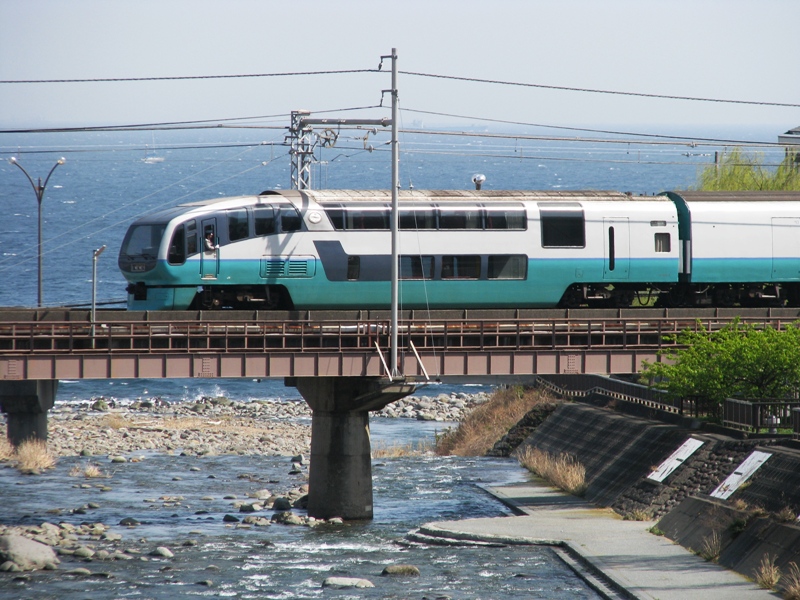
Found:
<box><xmin>3</xmin><ymin>391</ymin><xmax>490</xmax><ymax>458</ymax></box>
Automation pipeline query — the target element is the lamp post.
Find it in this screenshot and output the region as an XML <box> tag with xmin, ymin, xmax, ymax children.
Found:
<box><xmin>91</xmin><ymin>244</ymin><xmax>107</xmax><ymax>345</ymax></box>
<box><xmin>8</xmin><ymin>156</ymin><xmax>66</xmax><ymax>307</ymax></box>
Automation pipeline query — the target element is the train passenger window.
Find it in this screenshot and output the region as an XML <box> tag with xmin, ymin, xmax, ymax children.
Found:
<box><xmin>655</xmin><ymin>232</ymin><xmax>671</xmax><ymax>253</ymax></box>
<box><xmin>324</xmin><ymin>205</ymin><xmax>345</xmax><ymax>230</ymax></box>
<box><xmin>485</xmin><ymin>207</ymin><xmax>527</xmax><ymax>230</ymax></box>
<box><xmin>254</xmin><ymin>206</ymin><xmax>276</xmax><ymax>236</ymax></box>
<box><xmin>227</xmin><ymin>208</ymin><xmax>249</xmax><ymax>241</ymax></box>
<box><xmin>488</xmin><ymin>255</ymin><xmax>527</xmax><ymax>279</ymax></box>
<box><xmin>400</xmin><ymin>255</ymin><xmax>434</xmax><ymax>279</ymax></box>
<box><xmin>186</xmin><ymin>221</ymin><xmax>197</xmax><ymax>256</ymax></box>
<box><xmin>346</xmin><ymin>206</ymin><xmax>390</xmax><ymax>230</ymax></box>
<box><xmin>399</xmin><ymin>208</ymin><xmax>436</xmax><ymax>230</ymax></box>
<box><xmin>280</xmin><ymin>206</ymin><xmax>302</xmax><ymax>232</ymax></box>
<box><xmin>439</xmin><ymin>206</ymin><xmax>482</xmax><ymax>229</ymax></box>
<box><xmin>168</xmin><ymin>225</ymin><xmax>186</xmax><ymax>265</ymax></box>
<box><xmin>539</xmin><ymin>205</ymin><xmax>585</xmax><ymax>248</ymax></box>
<box><xmin>442</xmin><ymin>255</ymin><xmax>481</xmax><ymax>279</ymax></box>
<box><xmin>347</xmin><ymin>256</ymin><xmax>360</xmax><ymax>280</ymax></box>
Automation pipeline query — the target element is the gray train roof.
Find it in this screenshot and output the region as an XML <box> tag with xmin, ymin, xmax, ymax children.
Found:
<box><xmin>291</xmin><ymin>189</ymin><xmax>665</xmax><ymax>202</ymax></box>
<box><xmin>668</xmin><ymin>191</ymin><xmax>800</xmax><ymax>202</ymax></box>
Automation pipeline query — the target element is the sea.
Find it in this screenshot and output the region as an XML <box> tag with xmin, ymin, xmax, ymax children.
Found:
<box><xmin>0</xmin><ymin>123</ymin><xmax>787</xmax><ymax>598</ymax></box>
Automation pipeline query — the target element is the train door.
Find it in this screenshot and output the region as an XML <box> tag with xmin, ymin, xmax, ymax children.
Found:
<box><xmin>772</xmin><ymin>217</ymin><xmax>800</xmax><ymax>280</ymax></box>
<box><xmin>200</xmin><ymin>218</ymin><xmax>219</xmax><ymax>279</ymax></box>
<box><xmin>603</xmin><ymin>217</ymin><xmax>630</xmax><ymax>280</ymax></box>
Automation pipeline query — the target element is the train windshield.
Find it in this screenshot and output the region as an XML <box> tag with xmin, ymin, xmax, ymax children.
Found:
<box><xmin>121</xmin><ymin>224</ymin><xmax>166</xmax><ymax>258</ymax></box>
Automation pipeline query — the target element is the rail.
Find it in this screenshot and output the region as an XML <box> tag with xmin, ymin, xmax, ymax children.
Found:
<box><xmin>2</xmin><ymin>313</ymin><xmax>799</xmax><ymax>355</ymax></box>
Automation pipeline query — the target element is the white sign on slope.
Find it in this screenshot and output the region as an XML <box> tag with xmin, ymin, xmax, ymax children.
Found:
<box><xmin>647</xmin><ymin>438</ymin><xmax>705</xmax><ymax>483</ymax></box>
<box><xmin>710</xmin><ymin>451</ymin><xmax>772</xmax><ymax>500</ymax></box>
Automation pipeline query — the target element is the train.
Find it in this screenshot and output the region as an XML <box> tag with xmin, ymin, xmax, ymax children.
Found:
<box><xmin>118</xmin><ymin>189</ymin><xmax>800</xmax><ymax>310</ymax></box>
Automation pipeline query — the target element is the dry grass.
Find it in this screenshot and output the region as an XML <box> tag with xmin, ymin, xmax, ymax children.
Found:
<box><xmin>700</xmin><ymin>530</ymin><xmax>722</xmax><ymax>562</ymax></box>
<box><xmin>69</xmin><ymin>463</ymin><xmax>104</xmax><ymax>478</ymax></box>
<box><xmin>435</xmin><ymin>386</ymin><xmax>558</xmax><ymax>456</ymax></box>
<box><xmin>0</xmin><ymin>437</ymin><xmax>13</xmax><ymax>461</ymax></box>
<box><xmin>13</xmin><ymin>439</ymin><xmax>57</xmax><ymax>472</ymax></box>
<box><xmin>517</xmin><ymin>446</ymin><xmax>587</xmax><ymax>496</ymax></box>
<box><xmin>755</xmin><ymin>553</ymin><xmax>781</xmax><ymax>590</ymax></box>
<box><xmin>372</xmin><ymin>440</ymin><xmax>433</xmax><ymax>458</ymax></box>
<box><xmin>623</xmin><ymin>509</ymin><xmax>651</xmax><ymax>522</ymax></box>
<box><xmin>782</xmin><ymin>562</ymin><xmax>800</xmax><ymax>600</ymax></box>
<box><xmin>776</xmin><ymin>506</ymin><xmax>798</xmax><ymax>523</ymax></box>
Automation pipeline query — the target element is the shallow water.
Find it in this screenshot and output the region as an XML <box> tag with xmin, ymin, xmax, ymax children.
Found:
<box><xmin>0</xmin><ymin>420</ymin><xmax>600</xmax><ymax>599</ymax></box>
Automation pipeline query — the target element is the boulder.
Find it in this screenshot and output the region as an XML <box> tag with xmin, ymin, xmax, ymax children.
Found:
<box><xmin>322</xmin><ymin>576</ymin><xmax>375</xmax><ymax>589</ymax></box>
<box><xmin>0</xmin><ymin>535</ymin><xmax>60</xmax><ymax>571</ymax></box>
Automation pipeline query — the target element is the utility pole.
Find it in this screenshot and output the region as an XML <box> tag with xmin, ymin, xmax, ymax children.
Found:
<box><xmin>285</xmin><ymin>50</ymin><xmax>400</xmax><ymax>378</ymax></box>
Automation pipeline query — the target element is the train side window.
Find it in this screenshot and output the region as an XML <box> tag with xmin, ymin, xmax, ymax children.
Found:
<box><xmin>168</xmin><ymin>225</ymin><xmax>186</xmax><ymax>265</ymax></box>
<box><xmin>439</xmin><ymin>206</ymin><xmax>482</xmax><ymax>229</ymax></box>
<box><xmin>485</xmin><ymin>207</ymin><xmax>527</xmax><ymax>230</ymax></box>
<box><xmin>442</xmin><ymin>255</ymin><xmax>481</xmax><ymax>279</ymax></box>
<box><xmin>347</xmin><ymin>256</ymin><xmax>360</xmax><ymax>280</ymax></box>
<box><xmin>280</xmin><ymin>206</ymin><xmax>302</xmax><ymax>232</ymax></box>
<box><xmin>655</xmin><ymin>232</ymin><xmax>671</xmax><ymax>253</ymax></box>
<box><xmin>488</xmin><ymin>255</ymin><xmax>527</xmax><ymax>279</ymax></box>
<box><xmin>399</xmin><ymin>208</ymin><xmax>436</xmax><ymax>230</ymax></box>
<box><xmin>346</xmin><ymin>206</ymin><xmax>390</xmax><ymax>230</ymax></box>
<box><xmin>324</xmin><ymin>205</ymin><xmax>345</xmax><ymax>230</ymax></box>
<box><xmin>254</xmin><ymin>206</ymin><xmax>276</xmax><ymax>236</ymax></box>
<box><xmin>400</xmin><ymin>255</ymin><xmax>434</xmax><ymax>279</ymax></box>
<box><xmin>540</xmin><ymin>206</ymin><xmax>585</xmax><ymax>248</ymax></box>
<box><xmin>186</xmin><ymin>221</ymin><xmax>198</xmax><ymax>256</ymax></box>
<box><xmin>227</xmin><ymin>208</ymin><xmax>249</xmax><ymax>241</ymax></box>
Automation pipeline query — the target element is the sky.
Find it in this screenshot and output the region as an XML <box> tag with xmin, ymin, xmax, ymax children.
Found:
<box><xmin>1</xmin><ymin>0</ymin><xmax>799</xmax><ymax>136</ymax></box>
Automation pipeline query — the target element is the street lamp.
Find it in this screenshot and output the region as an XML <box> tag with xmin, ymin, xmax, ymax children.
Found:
<box><xmin>8</xmin><ymin>156</ymin><xmax>66</xmax><ymax>307</ymax></box>
<box><xmin>91</xmin><ymin>244</ymin><xmax>107</xmax><ymax>345</ymax></box>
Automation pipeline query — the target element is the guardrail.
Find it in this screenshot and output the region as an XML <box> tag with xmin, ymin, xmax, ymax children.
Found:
<box><xmin>2</xmin><ymin>314</ymin><xmax>799</xmax><ymax>355</ymax></box>
<box><xmin>723</xmin><ymin>398</ymin><xmax>800</xmax><ymax>434</ymax></box>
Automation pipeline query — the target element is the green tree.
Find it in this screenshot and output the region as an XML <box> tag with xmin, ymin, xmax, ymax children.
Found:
<box><xmin>642</xmin><ymin>319</ymin><xmax>800</xmax><ymax>406</ymax></box>
<box><xmin>696</xmin><ymin>148</ymin><xmax>800</xmax><ymax>191</ymax></box>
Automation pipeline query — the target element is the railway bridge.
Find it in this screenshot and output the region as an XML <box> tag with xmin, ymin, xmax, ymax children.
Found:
<box><xmin>2</xmin><ymin>307</ymin><xmax>799</xmax><ymax>519</ymax></box>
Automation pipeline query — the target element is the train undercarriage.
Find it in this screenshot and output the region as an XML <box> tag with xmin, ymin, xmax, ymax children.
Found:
<box><xmin>557</xmin><ymin>282</ymin><xmax>800</xmax><ymax>308</ymax></box>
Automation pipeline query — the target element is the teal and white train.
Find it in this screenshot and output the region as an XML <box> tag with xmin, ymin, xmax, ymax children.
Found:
<box><xmin>118</xmin><ymin>189</ymin><xmax>800</xmax><ymax>310</ymax></box>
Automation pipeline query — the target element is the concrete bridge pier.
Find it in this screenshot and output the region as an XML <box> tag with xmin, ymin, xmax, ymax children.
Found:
<box><xmin>0</xmin><ymin>380</ymin><xmax>58</xmax><ymax>447</ymax></box>
<box><xmin>290</xmin><ymin>376</ymin><xmax>415</xmax><ymax>520</ymax></box>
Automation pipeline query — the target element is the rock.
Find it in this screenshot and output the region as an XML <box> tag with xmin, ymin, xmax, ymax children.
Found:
<box><xmin>109</xmin><ymin>456</ymin><xmax>127</xmax><ymax>464</ymax></box>
<box><xmin>119</xmin><ymin>517</ymin><xmax>140</xmax><ymax>527</ymax></box>
<box><xmin>150</xmin><ymin>546</ymin><xmax>174</xmax><ymax>558</ymax></box>
<box><xmin>272</xmin><ymin>497</ymin><xmax>292</xmax><ymax>511</ymax></box>
<box><xmin>73</xmin><ymin>546</ymin><xmax>95</xmax><ymax>559</ymax></box>
<box><xmin>0</xmin><ymin>535</ymin><xmax>60</xmax><ymax>571</ymax></box>
<box><xmin>271</xmin><ymin>511</ymin><xmax>304</xmax><ymax>526</ymax></box>
<box><xmin>382</xmin><ymin>564</ymin><xmax>421</xmax><ymax>576</ymax></box>
<box><xmin>222</xmin><ymin>514</ymin><xmax>240</xmax><ymax>523</ymax></box>
<box><xmin>196</xmin><ymin>579</ymin><xmax>213</xmax><ymax>586</ymax></box>
<box><xmin>322</xmin><ymin>576</ymin><xmax>375</xmax><ymax>589</ymax></box>
<box><xmin>67</xmin><ymin>567</ymin><xmax>93</xmax><ymax>576</ymax></box>
<box><xmin>91</xmin><ymin>399</ymin><xmax>109</xmax><ymax>412</ymax></box>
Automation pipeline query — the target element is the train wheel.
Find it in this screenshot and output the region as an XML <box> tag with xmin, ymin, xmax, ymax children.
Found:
<box><xmin>558</xmin><ymin>286</ymin><xmax>583</xmax><ymax>309</ymax></box>
<box><xmin>712</xmin><ymin>286</ymin><xmax>736</xmax><ymax>307</ymax></box>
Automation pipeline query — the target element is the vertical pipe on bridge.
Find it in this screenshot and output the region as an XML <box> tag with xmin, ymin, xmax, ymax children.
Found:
<box><xmin>0</xmin><ymin>380</ymin><xmax>58</xmax><ymax>446</ymax></box>
<box><xmin>290</xmin><ymin>376</ymin><xmax>415</xmax><ymax>520</ymax></box>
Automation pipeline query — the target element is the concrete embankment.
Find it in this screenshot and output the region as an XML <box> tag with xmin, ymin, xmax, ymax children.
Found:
<box><xmin>420</xmin><ymin>398</ymin><xmax>800</xmax><ymax>598</ymax></box>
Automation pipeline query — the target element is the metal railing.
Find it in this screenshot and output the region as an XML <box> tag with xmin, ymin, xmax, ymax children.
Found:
<box><xmin>723</xmin><ymin>398</ymin><xmax>800</xmax><ymax>434</ymax></box>
<box><xmin>2</xmin><ymin>313</ymin><xmax>799</xmax><ymax>355</ymax></box>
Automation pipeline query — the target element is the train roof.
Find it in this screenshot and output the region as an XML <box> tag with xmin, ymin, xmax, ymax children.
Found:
<box><xmin>289</xmin><ymin>189</ymin><xmax>666</xmax><ymax>203</ymax></box>
<box><xmin>667</xmin><ymin>191</ymin><xmax>800</xmax><ymax>202</ymax></box>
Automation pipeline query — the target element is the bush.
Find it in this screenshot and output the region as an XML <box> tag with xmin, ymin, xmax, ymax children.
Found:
<box><xmin>696</xmin><ymin>148</ymin><xmax>800</xmax><ymax>191</ymax></box>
